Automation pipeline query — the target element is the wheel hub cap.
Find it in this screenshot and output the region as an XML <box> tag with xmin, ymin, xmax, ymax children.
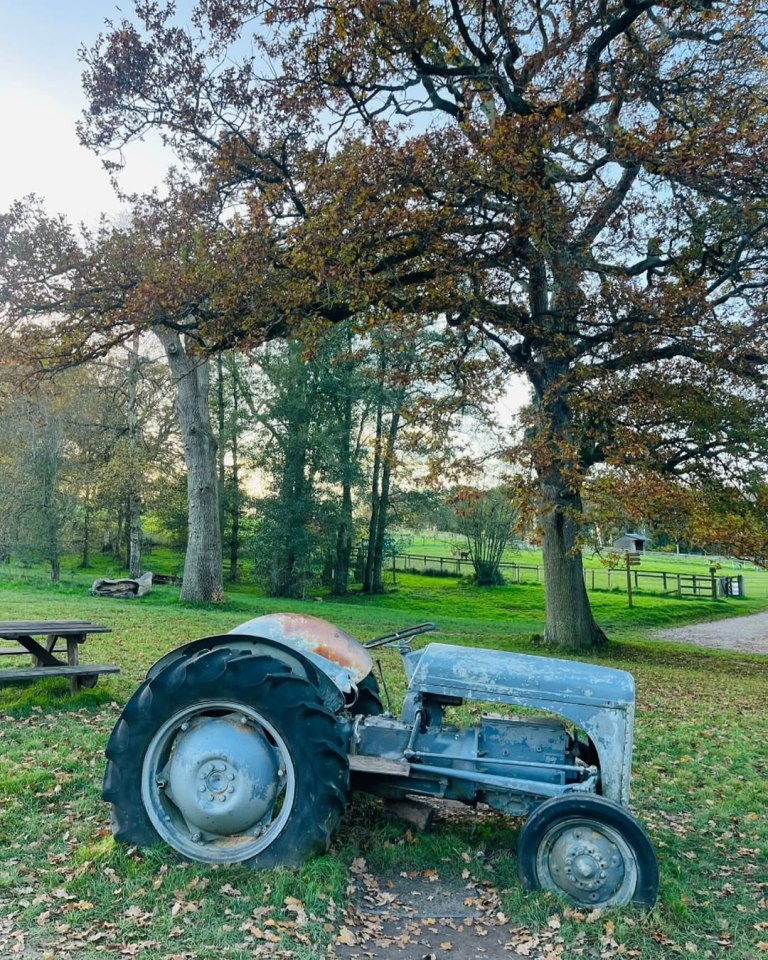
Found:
<box><xmin>166</xmin><ymin>717</ymin><xmax>280</xmax><ymax>835</ymax></box>
<box><xmin>544</xmin><ymin>826</ymin><xmax>626</xmax><ymax>903</ymax></box>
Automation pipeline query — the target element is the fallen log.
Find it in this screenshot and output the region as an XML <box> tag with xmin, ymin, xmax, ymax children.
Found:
<box><xmin>91</xmin><ymin>572</ymin><xmax>153</xmax><ymax>598</ymax></box>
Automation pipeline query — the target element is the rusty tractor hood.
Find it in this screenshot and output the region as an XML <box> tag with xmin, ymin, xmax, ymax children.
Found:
<box><xmin>403</xmin><ymin>643</ymin><xmax>636</xmax><ymax>805</ymax></box>
<box><xmin>229</xmin><ymin>613</ymin><xmax>373</xmax><ymax>694</ymax></box>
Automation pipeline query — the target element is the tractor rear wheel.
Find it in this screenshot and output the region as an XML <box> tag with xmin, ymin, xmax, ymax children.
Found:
<box><xmin>354</xmin><ymin>672</ymin><xmax>383</xmax><ymax>716</ymax></box>
<box><xmin>517</xmin><ymin>795</ymin><xmax>658</xmax><ymax>909</ymax></box>
<box><xmin>103</xmin><ymin>648</ymin><xmax>349</xmax><ymax>867</ymax></box>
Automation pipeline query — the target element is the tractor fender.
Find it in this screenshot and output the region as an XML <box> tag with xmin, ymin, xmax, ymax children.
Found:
<box><xmin>144</xmin><ymin>631</ymin><xmax>347</xmax><ymax>714</ymax></box>
<box><xmin>228</xmin><ymin>614</ymin><xmax>373</xmax><ymax>694</ymax></box>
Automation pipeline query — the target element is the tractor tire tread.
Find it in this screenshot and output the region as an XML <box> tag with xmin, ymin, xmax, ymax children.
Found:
<box><xmin>104</xmin><ymin>647</ymin><xmax>349</xmax><ymax>866</ymax></box>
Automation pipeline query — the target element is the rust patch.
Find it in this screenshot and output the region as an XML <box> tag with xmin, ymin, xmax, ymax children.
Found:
<box><xmin>232</xmin><ymin>613</ymin><xmax>373</xmax><ymax>682</ymax></box>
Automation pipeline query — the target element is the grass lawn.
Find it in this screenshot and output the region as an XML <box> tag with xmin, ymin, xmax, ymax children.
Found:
<box><xmin>0</xmin><ymin>568</ymin><xmax>766</xmax><ymax>959</ymax></box>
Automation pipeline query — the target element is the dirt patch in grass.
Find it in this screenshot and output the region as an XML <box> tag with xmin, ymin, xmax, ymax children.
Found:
<box><xmin>333</xmin><ymin>863</ymin><xmax>536</xmax><ymax>959</ymax></box>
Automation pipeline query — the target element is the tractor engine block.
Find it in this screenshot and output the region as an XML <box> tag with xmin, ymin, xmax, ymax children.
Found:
<box><xmin>352</xmin><ymin>708</ymin><xmax>590</xmax><ymax>816</ymax></box>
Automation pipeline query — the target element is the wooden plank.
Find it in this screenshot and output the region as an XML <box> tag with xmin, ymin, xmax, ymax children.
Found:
<box><xmin>0</xmin><ymin>646</ymin><xmax>66</xmax><ymax>656</ymax></box>
<box><xmin>349</xmin><ymin>755</ymin><xmax>411</xmax><ymax>777</ymax></box>
<box><xmin>0</xmin><ymin>664</ymin><xmax>120</xmax><ymax>681</ymax></box>
<box><xmin>0</xmin><ymin>620</ymin><xmax>97</xmax><ymax>627</ymax></box>
<box><xmin>0</xmin><ymin>621</ymin><xmax>112</xmax><ymax>636</ymax></box>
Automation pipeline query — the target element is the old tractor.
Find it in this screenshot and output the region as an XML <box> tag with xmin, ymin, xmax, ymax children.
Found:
<box><xmin>104</xmin><ymin>614</ymin><xmax>658</xmax><ymax>909</ymax></box>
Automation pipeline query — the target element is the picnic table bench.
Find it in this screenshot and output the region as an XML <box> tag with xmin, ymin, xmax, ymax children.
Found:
<box><xmin>0</xmin><ymin>620</ymin><xmax>119</xmax><ymax>693</ymax></box>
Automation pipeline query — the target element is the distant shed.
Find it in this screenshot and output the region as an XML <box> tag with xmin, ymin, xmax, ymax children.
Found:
<box><xmin>612</xmin><ymin>533</ymin><xmax>650</xmax><ymax>552</ymax></box>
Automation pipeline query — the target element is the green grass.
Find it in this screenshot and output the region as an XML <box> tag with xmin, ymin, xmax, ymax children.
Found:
<box><xmin>1</xmin><ymin>568</ymin><xmax>766</xmax><ymax>959</ymax></box>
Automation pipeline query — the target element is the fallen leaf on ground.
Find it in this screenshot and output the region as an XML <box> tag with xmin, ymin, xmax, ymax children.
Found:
<box><xmin>336</xmin><ymin>926</ymin><xmax>356</xmax><ymax>946</ymax></box>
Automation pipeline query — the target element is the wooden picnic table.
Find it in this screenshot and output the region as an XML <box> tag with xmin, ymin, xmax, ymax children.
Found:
<box><xmin>0</xmin><ymin>620</ymin><xmax>119</xmax><ymax>693</ymax></box>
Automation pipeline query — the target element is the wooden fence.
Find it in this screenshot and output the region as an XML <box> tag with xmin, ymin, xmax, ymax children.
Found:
<box><xmin>387</xmin><ymin>551</ymin><xmax>745</xmax><ymax>598</ymax></box>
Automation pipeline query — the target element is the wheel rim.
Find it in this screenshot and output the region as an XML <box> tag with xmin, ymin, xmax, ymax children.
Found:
<box><xmin>141</xmin><ymin>700</ymin><xmax>296</xmax><ymax>863</ymax></box>
<box><xmin>535</xmin><ymin>816</ymin><xmax>637</xmax><ymax>907</ymax></box>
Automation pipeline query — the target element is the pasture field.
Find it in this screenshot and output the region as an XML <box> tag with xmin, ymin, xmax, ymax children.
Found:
<box><xmin>390</xmin><ymin>534</ymin><xmax>768</xmax><ymax>598</ymax></box>
<box><xmin>396</xmin><ymin>533</ymin><xmax>759</xmax><ymax>574</ymax></box>
<box><xmin>0</xmin><ymin>568</ymin><xmax>766</xmax><ymax>959</ymax></box>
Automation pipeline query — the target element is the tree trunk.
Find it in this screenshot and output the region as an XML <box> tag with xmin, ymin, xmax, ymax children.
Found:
<box><xmin>113</xmin><ymin>506</ymin><xmax>124</xmax><ymax>564</ymax></box>
<box><xmin>40</xmin><ymin>439</ymin><xmax>61</xmax><ymax>582</ymax></box>
<box><xmin>228</xmin><ymin>409</ymin><xmax>240</xmax><ymax>583</ymax></box>
<box><xmin>371</xmin><ymin>409</ymin><xmax>400</xmax><ymax>592</ymax></box>
<box><xmin>333</xmin><ymin>482</ymin><xmax>353</xmax><ymax>595</ymax></box>
<box><xmin>216</xmin><ymin>354</ymin><xmax>227</xmax><ymax>543</ymax></box>
<box><xmin>127</xmin><ymin>335</ymin><xmax>142</xmax><ymax>579</ymax></box>
<box><xmin>539</xmin><ymin>473</ymin><xmax>606</xmax><ymax>650</ymax></box>
<box><xmin>81</xmin><ymin>490</ymin><xmax>91</xmax><ymax>569</ymax></box>
<box><xmin>128</xmin><ymin>492</ymin><xmax>142</xmax><ymax>579</ymax></box>
<box><xmin>271</xmin><ymin>439</ymin><xmax>310</xmax><ymax>596</ymax></box>
<box><xmin>527</xmin><ymin>252</ymin><xmax>606</xmax><ymax>649</ymax></box>
<box><xmin>156</xmin><ymin>328</ymin><xmax>223</xmax><ymax>602</ymax></box>
<box><xmin>331</xmin><ymin>394</ymin><xmax>354</xmax><ymax>596</ymax></box>
<box><xmin>363</xmin><ymin>397</ymin><xmax>384</xmax><ymax>593</ymax></box>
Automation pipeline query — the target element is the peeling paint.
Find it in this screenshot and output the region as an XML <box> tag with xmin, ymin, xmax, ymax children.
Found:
<box><xmin>230</xmin><ymin>613</ymin><xmax>373</xmax><ymax>686</ymax></box>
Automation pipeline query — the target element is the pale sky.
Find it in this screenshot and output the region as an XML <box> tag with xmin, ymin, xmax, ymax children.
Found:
<box><xmin>0</xmin><ymin>1</ymin><xmax>172</xmax><ymax>225</ymax></box>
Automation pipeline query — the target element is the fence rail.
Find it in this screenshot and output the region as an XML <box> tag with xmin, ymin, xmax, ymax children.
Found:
<box><xmin>388</xmin><ymin>551</ymin><xmax>750</xmax><ymax>598</ymax></box>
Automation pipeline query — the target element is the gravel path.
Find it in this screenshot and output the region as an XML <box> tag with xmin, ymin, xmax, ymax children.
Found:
<box><xmin>654</xmin><ymin>611</ymin><xmax>768</xmax><ymax>654</ymax></box>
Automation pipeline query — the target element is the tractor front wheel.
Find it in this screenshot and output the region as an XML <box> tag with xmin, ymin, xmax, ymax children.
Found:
<box><xmin>517</xmin><ymin>795</ymin><xmax>658</xmax><ymax>909</ymax></box>
<box><xmin>103</xmin><ymin>648</ymin><xmax>349</xmax><ymax>867</ymax></box>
